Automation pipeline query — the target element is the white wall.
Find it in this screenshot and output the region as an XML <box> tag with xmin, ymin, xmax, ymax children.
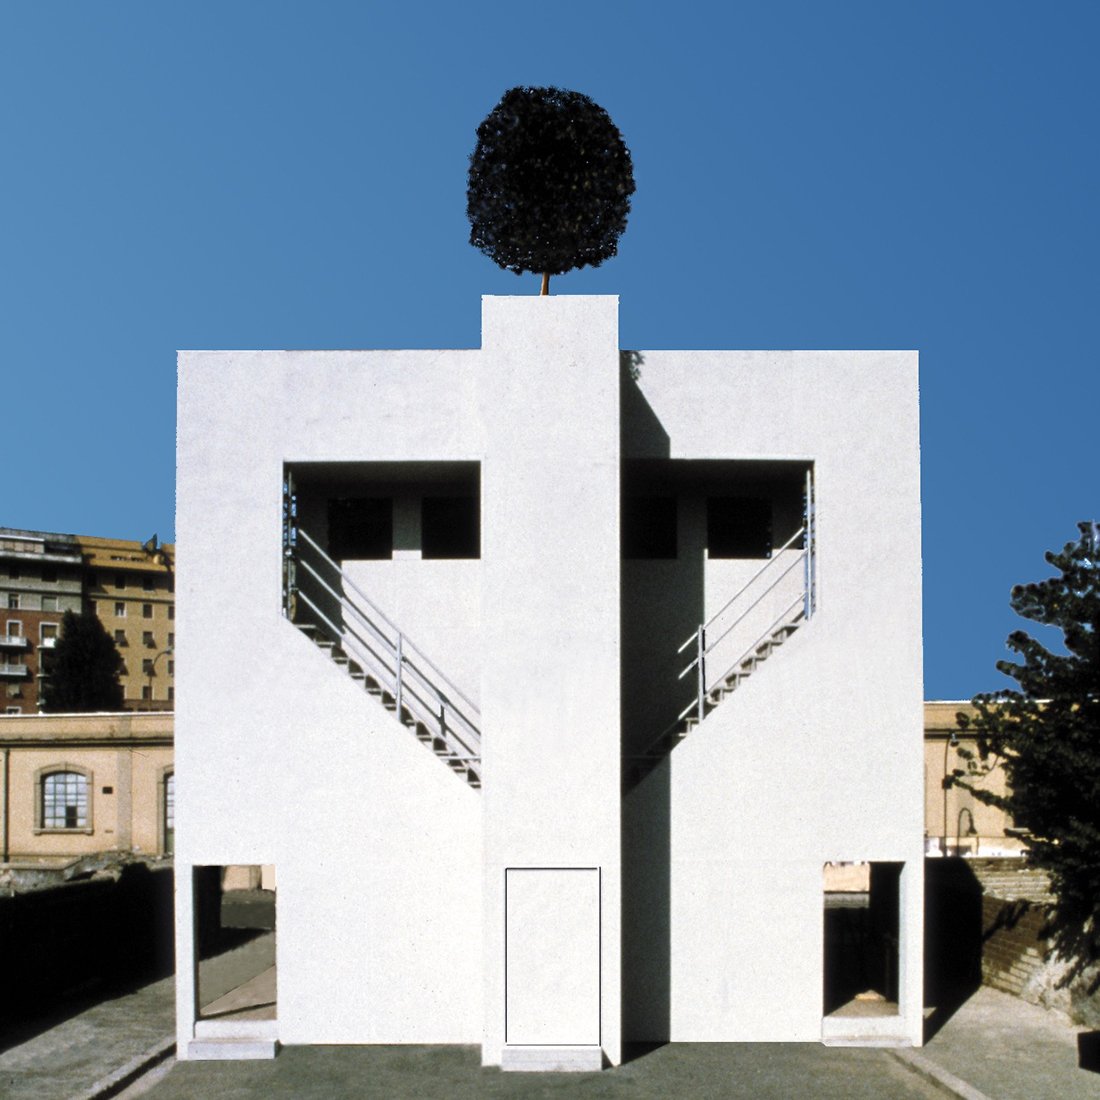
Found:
<box><xmin>623</xmin><ymin>350</ymin><xmax>924</xmax><ymax>1045</ymax></box>
<box><xmin>479</xmin><ymin>296</ymin><xmax>623</xmax><ymax>1067</ymax></box>
<box><xmin>177</xmin><ymin>317</ymin><xmax>923</xmax><ymax>1057</ymax></box>
<box><xmin>175</xmin><ymin>348</ymin><xmax>485</xmax><ymax>1050</ymax></box>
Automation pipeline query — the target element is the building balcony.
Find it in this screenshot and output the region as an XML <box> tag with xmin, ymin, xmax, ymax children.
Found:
<box><xmin>0</xmin><ymin>634</ymin><xmax>29</xmax><ymax>649</ymax></box>
<box><xmin>0</xmin><ymin>662</ymin><xmax>30</xmax><ymax>678</ymax></box>
<box><xmin>38</xmin><ymin>636</ymin><xmax>57</xmax><ymax>649</ymax></box>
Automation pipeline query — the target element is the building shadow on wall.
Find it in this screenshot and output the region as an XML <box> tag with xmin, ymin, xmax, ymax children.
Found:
<box><xmin>923</xmin><ymin>858</ymin><xmax>983</xmax><ymax>1042</ymax></box>
<box><xmin>620</xmin><ymin>354</ymin><xmax>676</xmax><ymax>1062</ymax></box>
<box><xmin>622</xmin><ymin>760</ymin><xmax>671</xmax><ymax>1061</ymax></box>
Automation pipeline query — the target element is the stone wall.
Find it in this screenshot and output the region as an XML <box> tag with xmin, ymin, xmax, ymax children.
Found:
<box><xmin>973</xmin><ymin>860</ymin><xmax>1100</xmax><ymax>1028</ymax></box>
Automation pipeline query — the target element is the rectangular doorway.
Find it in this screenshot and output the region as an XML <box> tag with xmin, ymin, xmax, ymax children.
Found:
<box><xmin>505</xmin><ymin>867</ymin><xmax>600</xmax><ymax>1047</ymax></box>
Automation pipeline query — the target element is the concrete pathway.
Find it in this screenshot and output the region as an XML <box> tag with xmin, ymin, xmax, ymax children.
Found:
<box><xmin>2</xmin><ymin>961</ymin><xmax>1097</xmax><ymax>1100</ymax></box>
<box><xmin>893</xmin><ymin>986</ymin><xmax>1097</xmax><ymax>1100</ymax></box>
<box><xmin>126</xmin><ymin>1042</ymin><xmax>947</xmax><ymax>1100</ymax></box>
<box><xmin>0</xmin><ymin>933</ymin><xmax>273</xmax><ymax>1100</ymax></box>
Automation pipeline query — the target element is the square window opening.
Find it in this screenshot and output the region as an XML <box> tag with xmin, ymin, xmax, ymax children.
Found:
<box><xmin>707</xmin><ymin>497</ymin><xmax>773</xmax><ymax>559</ymax></box>
<box><xmin>328</xmin><ymin>498</ymin><xmax>393</xmax><ymax>561</ymax></box>
<box><xmin>422</xmin><ymin>496</ymin><xmax>480</xmax><ymax>559</ymax></box>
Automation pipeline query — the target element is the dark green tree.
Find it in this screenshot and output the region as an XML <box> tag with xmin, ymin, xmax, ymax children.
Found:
<box><xmin>467</xmin><ymin>86</ymin><xmax>635</xmax><ymax>295</ymax></box>
<box><xmin>955</xmin><ymin>521</ymin><xmax>1100</xmax><ymax>979</ymax></box>
<box><xmin>40</xmin><ymin>610</ymin><xmax>124</xmax><ymax>712</ymax></box>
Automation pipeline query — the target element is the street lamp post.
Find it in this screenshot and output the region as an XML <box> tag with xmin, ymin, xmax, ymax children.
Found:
<box><xmin>941</xmin><ymin>731</ymin><xmax>959</xmax><ymax>855</ymax></box>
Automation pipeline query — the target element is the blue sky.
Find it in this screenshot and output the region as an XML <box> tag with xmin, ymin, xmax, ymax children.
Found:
<box><xmin>2</xmin><ymin>2</ymin><xmax>1096</xmax><ymax>699</ymax></box>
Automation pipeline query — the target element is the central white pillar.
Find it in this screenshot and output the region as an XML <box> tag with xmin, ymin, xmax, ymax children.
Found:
<box><xmin>479</xmin><ymin>295</ymin><xmax>622</xmax><ymax>1070</ymax></box>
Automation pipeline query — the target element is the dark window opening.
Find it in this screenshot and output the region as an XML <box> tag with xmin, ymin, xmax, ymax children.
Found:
<box><xmin>328</xmin><ymin>498</ymin><xmax>393</xmax><ymax>561</ymax></box>
<box><xmin>622</xmin><ymin>496</ymin><xmax>677</xmax><ymax>559</ymax></box>
<box><xmin>422</xmin><ymin>497</ymin><xmax>480</xmax><ymax>560</ymax></box>
<box><xmin>707</xmin><ymin>497</ymin><xmax>772</xmax><ymax>559</ymax></box>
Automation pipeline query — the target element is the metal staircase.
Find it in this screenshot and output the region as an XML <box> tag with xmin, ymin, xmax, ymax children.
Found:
<box><xmin>282</xmin><ymin>517</ymin><xmax>481</xmax><ymax>789</ymax></box>
<box><xmin>626</xmin><ymin>475</ymin><xmax>816</xmax><ymax>788</ymax></box>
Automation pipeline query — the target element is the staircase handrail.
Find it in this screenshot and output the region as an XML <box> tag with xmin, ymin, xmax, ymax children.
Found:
<box><xmin>632</xmin><ymin>597</ymin><xmax>806</xmax><ymax>765</ymax></box>
<box><xmin>708</xmin><ymin>596</ymin><xmax>805</xmax><ymax>690</ymax></box>
<box><xmin>695</xmin><ymin>524</ymin><xmax>805</xmax><ymax>641</ymax></box>
<box><xmin>295</xmin><ymin>587</ymin><xmax>481</xmax><ymax>760</ymax></box>
<box><xmin>296</xmin><ymin>527</ymin><xmax>481</xmax><ymax>718</ymax></box>
<box><xmin>297</xmin><ymin>555</ymin><xmax>483</xmax><ymax>732</ymax></box>
<box><xmin>628</xmin><ymin>472</ymin><xmax>816</xmax><ymax>781</ymax></box>
<box><xmin>678</xmin><ymin>549</ymin><xmax>807</xmax><ymax>675</ymax></box>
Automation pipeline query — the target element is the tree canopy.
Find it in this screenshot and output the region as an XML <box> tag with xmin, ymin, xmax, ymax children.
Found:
<box><xmin>956</xmin><ymin>521</ymin><xmax>1100</xmax><ymax>977</ymax></box>
<box><xmin>467</xmin><ymin>86</ymin><xmax>635</xmax><ymax>291</ymax></box>
<box><xmin>40</xmin><ymin>609</ymin><xmax>125</xmax><ymax>712</ymax></box>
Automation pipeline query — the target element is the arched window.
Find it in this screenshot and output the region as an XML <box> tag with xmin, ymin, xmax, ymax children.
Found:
<box><xmin>41</xmin><ymin>770</ymin><xmax>89</xmax><ymax>829</ymax></box>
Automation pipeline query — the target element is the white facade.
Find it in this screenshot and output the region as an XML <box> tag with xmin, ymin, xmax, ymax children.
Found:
<box><xmin>175</xmin><ymin>296</ymin><xmax>923</xmax><ymax>1066</ymax></box>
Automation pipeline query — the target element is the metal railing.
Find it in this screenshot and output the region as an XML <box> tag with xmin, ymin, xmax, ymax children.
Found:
<box><xmin>285</xmin><ymin>527</ymin><xmax>481</xmax><ymax>771</ymax></box>
<box><xmin>632</xmin><ymin>470</ymin><xmax>816</xmax><ymax>762</ymax></box>
<box><xmin>678</xmin><ymin>527</ymin><xmax>809</xmax><ymax>723</ymax></box>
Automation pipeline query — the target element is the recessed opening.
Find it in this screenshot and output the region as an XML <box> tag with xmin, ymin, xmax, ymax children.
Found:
<box><xmin>328</xmin><ymin>498</ymin><xmax>393</xmax><ymax>561</ymax></box>
<box><xmin>422</xmin><ymin>495</ymin><xmax>480</xmax><ymax>559</ymax></box>
<box><xmin>707</xmin><ymin>497</ymin><xmax>772</xmax><ymax>559</ymax></box>
<box><xmin>823</xmin><ymin>861</ymin><xmax>901</xmax><ymax>1018</ymax></box>
<box><xmin>195</xmin><ymin>864</ymin><xmax>276</xmax><ymax>1024</ymax></box>
<box><xmin>289</xmin><ymin>461</ymin><xmax>481</xmax><ymax>564</ymax></box>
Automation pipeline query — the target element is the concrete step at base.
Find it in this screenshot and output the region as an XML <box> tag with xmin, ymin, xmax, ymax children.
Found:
<box><xmin>187</xmin><ymin>1038</ymin><xmax>278</xmax><ymax>1060</ymax></box>
<box><xmin>501</xmin><ymin>1045</ymin><xmax>603</xmax><ymax>1072</ymax></box>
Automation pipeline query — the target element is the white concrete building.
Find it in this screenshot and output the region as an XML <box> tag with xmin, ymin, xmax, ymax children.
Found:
<box><xmin>175</xmin><ymin>296</ymin><xmax>923</xmax><ymax>1067</ymax></box>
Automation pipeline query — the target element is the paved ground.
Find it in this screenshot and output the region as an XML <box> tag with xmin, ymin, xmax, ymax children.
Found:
<box><xmin>0</xmin><ymin>933</ymin><xmax>273</xmax><ymax>1100</ymax></box>
<box><xmin>894</xmin><ymin>986</ymin><xmax>1099</xmax><ymax>1100</ymax></box>
<box><xmin>2</xmin><ymin>946</ymin><xmax>1097</xmax><ymax>1100</ymax></box>
<box><xmin>130</xmin><ymin>1041</ymin><xmax>946</xmax><ymax>1100</ymax></box>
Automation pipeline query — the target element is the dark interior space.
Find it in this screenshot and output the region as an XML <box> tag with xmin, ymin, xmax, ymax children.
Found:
<box><xmin>823</xmin><ymin>862</ymin><xmax>901</xmax><ymax>1016</ymax></box>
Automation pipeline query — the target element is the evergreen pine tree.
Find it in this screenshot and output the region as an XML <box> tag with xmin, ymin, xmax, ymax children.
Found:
<box><xmin>956</xmin><ymin>521</ymin><xmax>1100</xmax><ymax>977</ymax></box>
<box><xmin>40</xmin><ymin>609</ymin><xmax>125</xmax><ymax>712</ymax></box>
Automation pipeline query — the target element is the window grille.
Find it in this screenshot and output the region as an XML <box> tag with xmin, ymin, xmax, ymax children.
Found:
<box><xmin>42</xmin><ymin>772</ymin><xmax>88</xmax><ymax>829</ymax></box>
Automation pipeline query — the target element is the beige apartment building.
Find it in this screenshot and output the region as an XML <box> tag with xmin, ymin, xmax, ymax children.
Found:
<box><xmin>0</xmin><ymin>528</ymin><xmax>175</xmax><ymax>713</ymax></box>
<box><xmin>0</xmin><ymin>529</ymin><xmax>84</xmax><ymax>714</ymax></box>
<box><xmin>79</xmin><ymin>535</ymin><xmax>175</xmax><ymax>711</ymax></box>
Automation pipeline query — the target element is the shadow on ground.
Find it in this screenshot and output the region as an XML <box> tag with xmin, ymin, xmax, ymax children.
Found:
<box><xmin>923</xmin><ymin>858</ymin><xmax>983</xmax><ymax>1042</ymax></box>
